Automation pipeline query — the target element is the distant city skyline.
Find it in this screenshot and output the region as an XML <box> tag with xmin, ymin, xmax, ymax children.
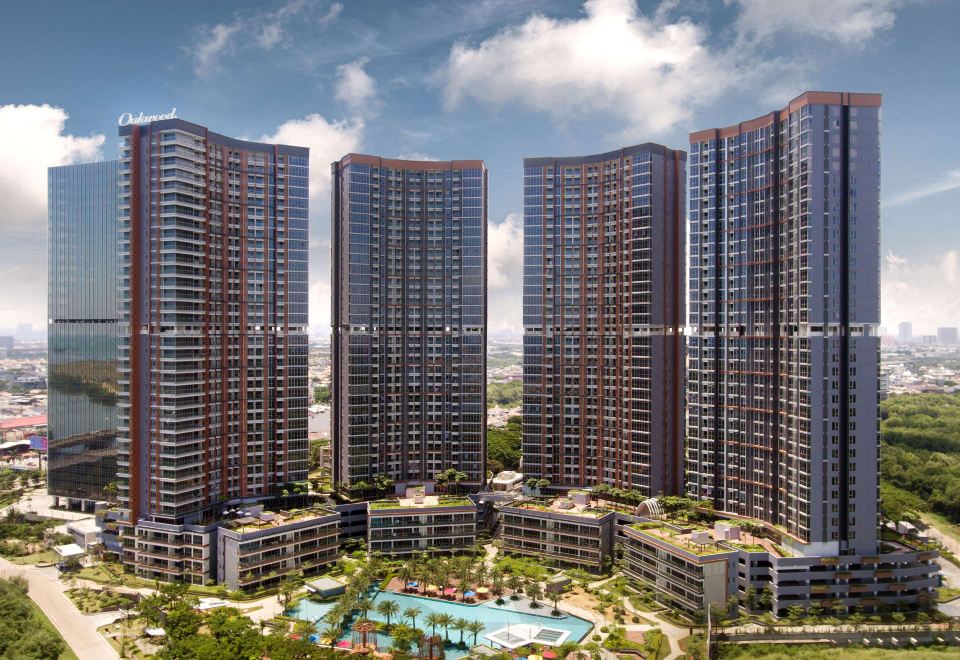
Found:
<box><xmin>2</xmin><ymin>1</ymin><xmax>960</xmax><ymax>336</ymax></box>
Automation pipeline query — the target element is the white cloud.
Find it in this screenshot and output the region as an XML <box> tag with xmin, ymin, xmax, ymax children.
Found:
<box><xmin>731</xmin><ymin>0</ymin><xmax>904</xmax><ymax>46</ymax></box>
<box><xmin>885</xmin><ymin>169</ymin><xmax>960</xmax><ymax>207</ymax></box>
<box><xmin>0</xmin><ymin>104</ymin><xmax>105</xmax><ymax>230</ymax></box>
<box><xmin>442</xmin><ymin>0</ymin><xmax>766</xmax><ymax>137</ymax></box>
<box><xmin>882</xmin><ymin>250</ymin><xmax>960</xmax><ymax>334</ymax></box>
<box><xmin>335</xmin><ymin>58</ymin><xmax>378</xmax><ymax>113</ymax></box>
<box><xmin>189</xmin><ymin>0</ymin><xmax>339</xmax><ymax>76</ymax></box>
<box><xmin>261</xmin><ymin>113</ymin><xmax>364</xmax><ymax>210</ymax></box>
<box><xmin>0</xmin><ymin>104</ymin><xmax>105</xmax><ymax>328</ymax></box>
<box><xmin>488</xmin><ymin>213</ymin><xmax>524</xmax><ymax>334</ymax></box>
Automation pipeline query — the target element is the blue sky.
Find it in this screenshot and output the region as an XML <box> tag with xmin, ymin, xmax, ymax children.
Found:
<box><xmin>1</xmin><ymin>0</ymin><xmax>958</xmax><ymax>336</ymax></box>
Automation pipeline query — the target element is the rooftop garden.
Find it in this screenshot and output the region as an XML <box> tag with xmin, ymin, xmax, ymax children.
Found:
<box><xmin>368</xmin><ymin>496</ymin><xmax>473</xmax><ymax>510</ymax></box>
<box><xmin>628</xmin><ymin>522</ymin><xmax>731</xmax><ymax>557</ymax></box>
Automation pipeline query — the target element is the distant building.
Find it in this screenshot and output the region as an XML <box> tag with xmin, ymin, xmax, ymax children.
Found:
<box><xmin>937</xmin><ymin>326</ymin><xmax>959</xmax><ymax>345</ymax></box>
<box><xmin>0</xmin><ymin>336</ymin><xmax>13</xmax><ymax>351</ymax></box>
<box><xmin>898</xmin><ymin>321</ymin><xmax>913</xmax><ymax>343</ymax></box>
<box><xmin>47</xmin><ymin>160</ymin><xmax>119</xmax><ymax>509</ymax></box>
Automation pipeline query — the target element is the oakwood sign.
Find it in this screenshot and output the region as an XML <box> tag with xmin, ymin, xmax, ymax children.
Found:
<box><xmin>118</xmin><ymin>108</ymin><xmax>177</xmax><ymax>126</ymax></box>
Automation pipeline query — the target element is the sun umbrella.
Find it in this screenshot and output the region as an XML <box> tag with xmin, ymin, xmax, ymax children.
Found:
<box><xmin>290</xmin><ymin>634</ymin><xmax>302</xmax><ymax>640</ymax></box>
<box><xmin>443</xmin><ymin>587</ymin><xmax>457</xmax><ymax>596</ymax></box>
<box><xmin>464</xmin><ymin>591</ymin><xmax>476</xmax><ymax>598</ymax></box>
<box><xmin>476</xmin><ymin>587</ymin><xmax>489</xmax><ymax>594</ymax></box>
<box><xmin>542</xmin><ymin>651</ymin><xmax>557</xmax><ymax>659</ymax></box>
<box><xmin>337</xmin><ymin>640</ymin><xmax>352</xmax><ymax>648</ymax></box>
<box><xmin>529</xmin><ymin>655</ymin><xmax>543</xmax><ymax>660</ymax></box>
<box><xmin>407</xmin><ymin>581</ymin><xmax>419</xmax><ymax>587</ymax></box>
<box><xmin>426</xmin><ymin>585</ymin><xmax>439</xmax><ymax>593</ymax></box>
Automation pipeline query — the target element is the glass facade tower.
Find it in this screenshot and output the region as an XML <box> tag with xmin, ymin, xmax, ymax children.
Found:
<box><xmin>332</xmin><ymin>155</ymin><xmax>487</xmax><ymax>492</ymax></box>
<box><xmin>522</xmin><ymin>145</ymin><xmax>686</xmax><ymax>495</ymax></box>
<box><xmin>47</xmin><ymin>160</ymin><xmax>120</xmax><ymax>505</ymax></box>
<box><xmin>116</xmin><ymin>118</ymin><xmax>309</xmax><ymax>542</ymax></box>
<box><xmin>686</xmin><ymin>92</ymin><xmax>882</xmax><ymax>556</ymax></box>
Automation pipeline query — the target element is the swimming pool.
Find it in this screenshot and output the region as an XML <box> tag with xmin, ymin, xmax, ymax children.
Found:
<box><xmin>289</xmin><ymin>590</ymin><xmax>593</xmax><ymax>658</ymax></box>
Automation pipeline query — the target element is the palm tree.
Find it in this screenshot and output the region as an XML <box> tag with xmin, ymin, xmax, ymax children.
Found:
<box><xmin>358</xmin><ymin>597</ymin><xmax>374</xmax><ymax>619</ymax></box>
<box><xmin>321</xmin><ymin>626</ymin><xmax>341</xmax><ymax>649</ymax></box>
<box><xmin>390</xmin><ymin>624</ymin><xmax>415</xmax><ymax>653</ymax></box>
<box><xmin>454</xmin><ymin>617</ymin><xmax>470</xmax><ymax>645</ymax></box>
<box><xmin>466</xmin><ymin>620</ymin><xmax>485</xmax><ymax>646</ymax></box>
<box><xmin>491</xmin><ymin>570</ymin><xmax>505</xmax><ymax>597</ymax></box>
<box><xmin>527</xmin><ymin>581</ymin><xmax>543</xmax><ymax>606</ymax></box>
<box><xmin>507</xmin><ymin>574</ymin><xmax>524</xmax><ymax>599</ymax></box>
<box><xmin>456</xmin><ymin>560</ymin><xmax>473</xmax><ymax>598</ymax></box>
<box><xmin>425</xmin><ymin>612</ymin><xmax>444</xmax><ymax>638</ymax></box>
<box><xmin>376</xmin><ymin>599</ymin><xmax>400</xmax><ymax>626</ymax></box>
<box><xmin>437</xmin><ymin>613</ymin><xmax>454</xmax><ymax>641</ymax></box>
<box><xmin>403</xmin><ymin>606</ymin><xmax>422</xmax><ymax>631</ymax></box>
<box><xmin>473</xmin><ymin>563</ymin><xmax>488</xmax><ymax>587</ymax></box>
<box><xmin>397</xmin><ymin>563</ymin><xmax>415</xmax><ymax>590</ymax></box>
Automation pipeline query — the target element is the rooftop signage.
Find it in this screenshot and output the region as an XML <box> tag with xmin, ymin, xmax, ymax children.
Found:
<box><xmin>118</xmin><ymin>108</ymin><xmax>177</xmax><ymax>127</ymax></box>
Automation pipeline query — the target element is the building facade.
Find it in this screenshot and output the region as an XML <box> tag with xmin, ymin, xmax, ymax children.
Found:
<box><xmin>499</xmin><ymin>495</ymin><xmax>615</xmax><ymax>571</ymax></box>
<box><xmin>332</xmin><ymin>155</ymin><xmax>487</xmax><ymax>492</ymax></box>
<box><xmin>522</xmin><ymin>144</ymin><xmax>685</xmax><ymax>495</ymax></box>
<box><xmin>936</xmin><ymin>327</ymin><xmax>958</xmax><ymax>345</ymax></box>
<box><xmin>898</xmin><ymin>321</ymin><xmax>912</xmax><ymax>344</ymax></box>
<box><xmin>115</xmin><ymin>118</ymin><xmax>310</xmax><ymax>581</ymax></box>
<box><xmin>686</xmin><ymin>92</ymin><xmax>882</xmax><ymax>557</ymax></box>
<box><xmin>366</xmin><ymin>494</ymin><xmax>477</xmax><ymax>555</ymax></box>
<box><xmin>47</xmin><ymin>160</ymin><xmax>120</xmax><ymax>508</ymax></box>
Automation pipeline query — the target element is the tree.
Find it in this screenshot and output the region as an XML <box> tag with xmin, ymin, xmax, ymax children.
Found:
<box><xmin>758</xmin><ymin>586</ymin><xmax>773</xmax><ymax>610</ymax></box>
<box><xmin>278</xmin><ymin>572</ymin><xmax>302</xmax><ymax>610</ymax></box>
<box><xmin>526</xmin><ymin>581</ymin><xmax>543</xmax><ymax>606</ymax></box>
<box><xmin>390</xmin><ymin>624</ymin><xmax>416</xmax><ymax>654</ymax></box>
<box><xmin>376</xmin><ymin>599</ymin><xmax>400</xmax><ymax>626</ymax></box>
<box><xmin>786</xmin><ymin>604</ymin><xmax>806</xmax><ymax>626</ymax></box>
<box><xmin>403</xmin><ymin>606</ymin><xmax>422</xmax><ymax>631</ymax></box>
<box><xmin>321</xmin><ymin>626</ymin><xmax>341</xmax><ymax>649</ymax></box>
<box><xmin>467</xmin><ymin>620</ymin><xmax>485</xmax><ymax>646</ymax></box>
<box><xmin>507</xmin><ymin>574</ymin><xmax>524</xmax><ymax>599</ymax></box>
<box><xmin>425</xmin><ymin>612</ymin><xmax>443</xmax><ymax>637</ymax></box>
<box><xmin>437</xmin><ymin>613</ymin><xmax>454</xmax><ymax>641</ymax></box>
<box><xmin>454</xmin><ymin>617</ymin><xmax>470</xmax><ymax>645</ymax></box>
<box><xmin>358</xmin><ymin>597</ymin><xmax>374</xmax><ymax>619</ymax></box>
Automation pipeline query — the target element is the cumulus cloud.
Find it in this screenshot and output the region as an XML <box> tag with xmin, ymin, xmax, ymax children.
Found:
<box><xmin>882</xmin><ymin>250</ymin><xmax>960</xmax><ymax>334</ymax></box>
<box><xmin>442</xmin><ymin>0</ymin><xmax>771</xmax><ymax>137</ymax></box>
<box><xmin>885</xmin><ymin>169</ymin><xmax>960</xmax><ymax>208</ymax></box>
<box><xmin>335</xmin><ymin>58</ymin><xmax>378</xmax><ymax>113</ymax></box>
<box><xmin>0</xmin><ymin>104</ymin><xmax>105</xmax><ymax>328</ymax></box>
<box><xmin>731</xmin><ymin>0</ymin><xmax>904</xmax><ymax>46</ymax></box>
<box><xmin>487</xmin><ymin>213</ymin><xmax>524</xmax><ymax>334</ymax></box>
<box><xmin>189</xmin><ymin>0</ymin><xmax>342</xmax><ymax>76</ymax></box>
<box><xmin>261</xmin><ymin>113</ymin><xmax>363</xmax><ymax>210</ymax></box>
<box><xmin>0</xmin><ymin>104</ymin><xmax>105</xmax><ymax>229</ymax></box>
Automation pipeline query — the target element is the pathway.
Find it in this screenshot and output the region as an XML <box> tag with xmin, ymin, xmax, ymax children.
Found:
<box><xmin>622</xmin><ymin>596</ymin><xmax>694</xmax><ymax>660</ymax></box>
<box><xmin>921</xmin><ymin>517</ymin><xmax>960</xmax><ymax>588</ymax></box>
<box><xmin>0</xmin><ymin>556</ymin><xmax>119</xmax><ymax>659</ymax></box>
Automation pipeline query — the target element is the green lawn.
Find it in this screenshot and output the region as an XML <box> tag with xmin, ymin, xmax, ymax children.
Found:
<box><xmin>27</xmin><ymin>596</ymin><xmax>80</xmax><ymax>660</ymax></box>
<box><xmin>718</xmin><ymin>643</ymin><xmax>959</xmax><ymax>659</ymax></box>
<box><xmin>924</xmin><ymin>511</ymin><xmax>960</xmax><ymax>543</ymax></box>
<box><xmin>6</xmin><ymin>549</ymin><xmax>59</xmax><ymax>565</ymax></box>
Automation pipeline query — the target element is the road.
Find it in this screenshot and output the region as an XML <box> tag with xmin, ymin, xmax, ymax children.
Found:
<box><xmin>0</xmin><ymin>557</ymin><xmax>119</xmax><ymax>659</ymax></box>
<box><xmin>922</xmin><ymin>517</ymin><xmax>960</xmax><ymax>588</ymax></box>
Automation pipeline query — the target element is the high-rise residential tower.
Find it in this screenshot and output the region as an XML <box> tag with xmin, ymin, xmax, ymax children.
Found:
<box><xmin>686</xmin><ymin>92</ymin><xmax>882</xmax><ymax>556</ymax></box>
<box><xmin>898</xmin><ymin>321</ymin><xmax>913</xmax><ymax>343</ymax></box>
<box><xmin>332</xmin><ymin>155</ymin><xmax>487</xmax><ymax>493</ymax></box>
<box><xmin>115</xmin><ymin>118</ymin><xmax>315</xmax><ymax>583</ymax></box>
<box><xmin>522</xmin><ymin>144</ymin><xmax>686</xmax><ymax>495</ymax></box>
<box><xmin>48</xmin><ymin>160</ymin><xmax>120</xmax><ymax>509</ymax></box>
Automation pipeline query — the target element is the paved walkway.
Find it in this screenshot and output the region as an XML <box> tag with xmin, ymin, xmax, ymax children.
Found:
<box><xmin>622</xmin><ymin>596</ymin><xmax>692</xmax><ymax>660</ymax></box>
<box><xmin>0</xmin><ymin>557</ymin><xmax>119</xmax><ymax>659</ymax></box>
